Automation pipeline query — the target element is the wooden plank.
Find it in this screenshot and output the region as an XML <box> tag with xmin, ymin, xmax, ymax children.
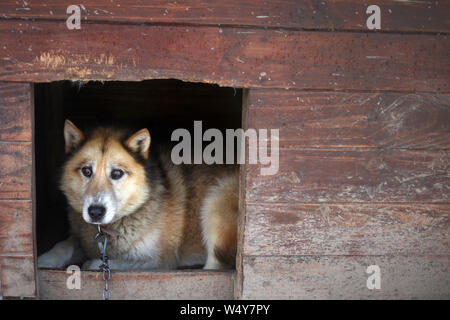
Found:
<box><xmin>234</xmin><ymin>92</ymin><xmax>249</xmax><ymax>300</ymax></box>
<box><xmin>0</xmin><ymin>255</ymin><xmax>35</xmax><ymax>298</ymax></box>
<box><xmin>0</xmin><ymin>1</ymin><xmax>448</xmax><ymax>33</ymax></box>
<box><xmin>38</xmin><ymin>269</ymin><xmax>234</xmax><ymax>300</ymax></box>
<box><xmin>0</xmin><ymin>255</ymin><xmax>2</xmax><ymax>298</ymax></box>
<box><xmin>0</xmin><ymin>21</ymin><xmax>448</xmax><ymax>92</ymax></box>
<box><xmin>0</xmin><ymin>82</ymin><xmax>34</xmax><ymax>298</ymax></box>
<box><xmin>0</xmin><ymin>82</ymin><xmax>32</xmax><ymax>142</ymax></box>
<box><xmin>249</xmin><ymin>90</ymin><xmax>450</xmax><ymax>149</ymax></box>
<box><xmin>0</xmin><ymin>254</ymin><xmax>2</xmax><ymax>298</ymax></box>
<box><xmin>0</xmin><ymin>142</ymin><xmax>32</xmax><ymax>200</ymax></box>
<box><xmin>241</xmin><ymin>255</ymin><xmax>450</xmax><ymax>299</ymax></box>
<box><xmin>244</xmin><ymin>203</ymin><xmax>450</xmax><ymax>256</ymax></box>
<box><xmin>247</xmin><ymin>148</ymin><xmax>450</xmax><ymax>203</ymax></box>
<box><xmin>0</xmin><ymin>201</ymin><xmax>33</xmax><ymax>255</ymax></box>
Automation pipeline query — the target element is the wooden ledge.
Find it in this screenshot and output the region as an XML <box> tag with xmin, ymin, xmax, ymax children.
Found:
<box><xmin>38</xmin><ymin>268</ymin><xmax>234</xmax><ymax>300</ymax></box>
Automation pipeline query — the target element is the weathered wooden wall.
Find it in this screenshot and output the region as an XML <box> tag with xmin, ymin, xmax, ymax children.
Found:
<box><xmin>0</xmin><ymin>21</ymin><xmax>448</xmax><ymax>92</ymax></box>
<box><xmin>0</xmin><ymin>82</ymin><xmax>35</xmax><ymax>298</ymax></box>
<box><xmin>0</xmin><ymin>0</ymin><xmax>449</xmax><ymax>299</ymax></box>
<box><xmin>1</xmin><ymin>0</ymin><xmax>449</xmax><ymax>33</ymax></box>
<box><xmin>241</xmin><ymin>90</ymin><xmax>450</xmax><ymax>299</ymax></box>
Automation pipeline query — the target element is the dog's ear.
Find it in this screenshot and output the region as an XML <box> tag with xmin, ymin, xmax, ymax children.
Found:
<box><xmin>125</xmin><ymin>128</ymin><xmax>151</xmax><ymax>159</ymax></box>
<box><xmin>64</xmin><ymin>119</ymin><xmax>85</xmax><ymax>153</ymax></box>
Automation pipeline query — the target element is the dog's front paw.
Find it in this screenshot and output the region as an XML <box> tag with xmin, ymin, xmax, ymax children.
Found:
<box><xmin>38</xmin><ymin>251</ymin><xmax>67</xmax><ymax>269</ymax></box>
<box><xmin>37</xmin><ymin>237</ymin><xmax>85</xmax><ymax>269</ymax></box>
<box><xmin>82</xmin><ymin>259</ymin><xmax>103</xmax><ymax>270</ymax></box>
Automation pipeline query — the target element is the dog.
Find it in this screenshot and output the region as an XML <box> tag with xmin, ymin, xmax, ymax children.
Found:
<box><xmin>38</xmin><ymin>120</ymin><xmax>239</xmax><ymax>270</ymax></box>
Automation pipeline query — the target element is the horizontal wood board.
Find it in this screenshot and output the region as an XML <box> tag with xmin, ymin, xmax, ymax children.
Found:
<box><xmin>1</xmin><ymin>1</ymin><xmax>449</xmax><ymax>33</ymax></box>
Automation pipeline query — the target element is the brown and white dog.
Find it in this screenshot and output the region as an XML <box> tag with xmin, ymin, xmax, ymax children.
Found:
<box><xmin>38</xmin><ymin>120</ymin><xmax>238</xmax><ymax>270</ymax></box>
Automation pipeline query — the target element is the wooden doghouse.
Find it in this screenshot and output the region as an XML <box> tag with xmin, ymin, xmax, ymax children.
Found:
<box><xmin>0</xmin><ymin>1</ymin><xmax>449</xmax><ymax>299</ymax></box>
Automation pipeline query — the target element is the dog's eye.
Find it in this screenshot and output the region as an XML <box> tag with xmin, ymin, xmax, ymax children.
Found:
<box><xmin>110</xmin><ymin>169</ymin><xmax>124</xmax><ymax>180</ymax></box>
<box><xmin>81</xmin><ymin>166</ymin><xmax>92</xmax><ymax>178</ymax></box>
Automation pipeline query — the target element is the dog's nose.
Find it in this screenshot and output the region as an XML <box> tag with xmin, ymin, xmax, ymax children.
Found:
<box><xmin>88</xmin><ymin>205</ymin><xmax>106</xmax><ymax>221</ymax></box>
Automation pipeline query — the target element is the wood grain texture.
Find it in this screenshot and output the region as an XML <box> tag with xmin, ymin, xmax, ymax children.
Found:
<box><xmin>247</xmin><ymin>148</ymin><xmax>450</xmax><ymax>203</ymax></box>
<box><xmin>0</xmin><ymin>255</ymin><xmax>35</xmax><ymax>298</ymax></box>
<box><xmin>1</xmin><ymin>0</ymin><xmax>448</xmax><ymax>33</ymax></box>
<box><xmin>241</xmin><ymin>255</ymin><xmax>450</xmax><ymax>299</ymax></box>
<box><xmin>234</xmin><ymin>92</ymin><xmax>249</xmax><ymax>300</ymax></box>
<box><xmin>0</xmin><ymin>142</ymin><xmax>32</xmax><ymax>200</ymax></box>
<box><xmin>0</xmin><ymin>82</ymin><xmax>32</xmax><ymax>142</ymax></box>
<box><xmin>0</xmin><ymin>201</ymin><xmax>33</xmax><ymax>255</ymax></box>
<box><xmin>244</xmin><ymin>203</ymin><xmax>450</xmax><ymax>256</ymax></box>
<box><xmin>38</xmin><ymin>269</ymin><xmax>234</xmax><ymax>300</ymax></box>
<box><xmin>0</xmin><ymin>21</ymin><xmax>448</xmax><ymax>92</ymax></box>
<box><xmin>0</xmin><ymin>257</ymin><xmax>2</xmax><ymax>298</ymax></box>
<box><xmin>248</xmin><ymin>90</ymin><xmax>450</xmax><ymax>149</ymax></box>
<box><xmin>0</xmin><ymin>83</ymin><xmax>33</xmax><ymax>297</ymax></box>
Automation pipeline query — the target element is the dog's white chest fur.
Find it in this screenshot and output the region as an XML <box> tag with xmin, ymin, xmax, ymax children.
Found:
<box><xmin>123</xmin><ymin>229</ymin><xmax>161</xmax><ymax>262</ymax></box>
<box><xmin>84</xmin><ymin>229</ymin><xmax>163</xmax><ymax>270</ymax></box>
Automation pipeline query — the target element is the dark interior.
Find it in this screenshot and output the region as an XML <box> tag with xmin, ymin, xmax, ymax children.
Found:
<box><xmin>34</xmin><ymin>79</ymin><xmax>243</xmax><ymax>258</ymax></box>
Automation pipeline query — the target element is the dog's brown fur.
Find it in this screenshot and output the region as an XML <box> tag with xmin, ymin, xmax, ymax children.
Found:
<box><xmin>49</xmin><ymin>120</ymin><xmax>239</xmax><ymax>270</ymax></box>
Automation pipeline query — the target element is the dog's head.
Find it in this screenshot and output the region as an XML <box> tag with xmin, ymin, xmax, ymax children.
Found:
<box><xmin>61</xmin><ymin>120</ymin><xmax>151</xmax><ymax>225</ymax></box>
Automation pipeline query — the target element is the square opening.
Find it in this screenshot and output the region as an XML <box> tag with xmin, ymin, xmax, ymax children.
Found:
<box><xmin>34</xmin><ymin>79</ymin><xmax>243</xmax><ymax>272</ymax></box>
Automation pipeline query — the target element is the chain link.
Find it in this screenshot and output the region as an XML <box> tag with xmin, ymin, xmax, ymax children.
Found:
<box><xmin>95</xmin><ymin>225</ymin><xmax>111</xmax><ymax>300</ymax></box>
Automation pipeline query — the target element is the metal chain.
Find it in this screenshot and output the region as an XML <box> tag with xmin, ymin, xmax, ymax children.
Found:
<box><xmin>95</xmin><ymin>225</ymin><xmax>111</xmax><ymax>300</ymax></box>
